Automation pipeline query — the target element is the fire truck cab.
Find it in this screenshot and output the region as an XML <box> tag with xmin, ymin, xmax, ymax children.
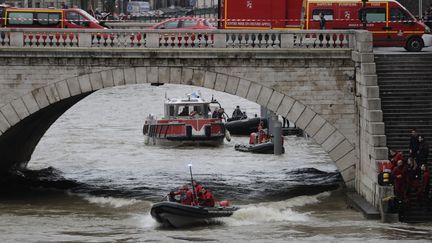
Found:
<box><xmin>306</xmin><ymin>0</ymin><xmax>430</xmax><ymax>51</ymax></box>
<box><xmin>219</xmin><ymin>0</ymin><xmax>432</xmax><ymax>51</ymax></box>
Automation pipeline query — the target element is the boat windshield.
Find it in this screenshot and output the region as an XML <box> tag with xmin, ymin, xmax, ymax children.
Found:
<box><xmin>174</xmin><ymin>104</ymin><xmax>208</xmax><ymax>118</ymax></box>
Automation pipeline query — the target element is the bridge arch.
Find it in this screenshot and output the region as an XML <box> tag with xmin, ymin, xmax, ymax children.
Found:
<box><xmin>0</xmin><ymin>67</ymin><xmax>357</xmax><ymax>186</ymax></box>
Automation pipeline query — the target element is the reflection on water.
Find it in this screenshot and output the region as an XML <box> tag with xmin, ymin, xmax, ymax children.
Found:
<box><xmin>0</xmin><ymin>85</ymin><xmax>431</xmax><ymax>242</ymax></box>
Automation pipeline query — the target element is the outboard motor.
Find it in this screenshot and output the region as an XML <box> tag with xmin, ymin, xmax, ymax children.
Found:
<box><xmin>249</xmin><ymin>132</ymin><xmax>257</xmax><ymax>145</ymax></box>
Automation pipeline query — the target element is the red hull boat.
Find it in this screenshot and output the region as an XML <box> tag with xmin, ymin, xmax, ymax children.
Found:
<box><xmin>143</xmin><ymin>93</ymin><xmax>227</xmax><ymax>146</ymax></box>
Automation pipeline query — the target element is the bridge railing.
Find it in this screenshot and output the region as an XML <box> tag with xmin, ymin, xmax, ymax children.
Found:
<box><xmin>0</xmin><ymin>28</ymin><xmax>359</xmax><ymax>49</ymax></box>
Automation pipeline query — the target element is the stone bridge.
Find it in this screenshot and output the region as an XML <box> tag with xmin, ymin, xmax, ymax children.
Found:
<box><xmin>0</xmin><ymin>28</ymin><xmax>386</xmax><ymax>207</ymax></box>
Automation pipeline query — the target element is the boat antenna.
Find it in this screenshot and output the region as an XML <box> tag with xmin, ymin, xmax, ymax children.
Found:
<box><xmin>188</xmin><ymin>164</ymin><xmax>197</xmax><ymax>205</ymax></box>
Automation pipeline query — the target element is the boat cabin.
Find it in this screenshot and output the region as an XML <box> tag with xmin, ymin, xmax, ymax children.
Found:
<box><xmin>164</xmin><ymin>97</ymin><xmax>211</xmax><ymax>119</ymax></box>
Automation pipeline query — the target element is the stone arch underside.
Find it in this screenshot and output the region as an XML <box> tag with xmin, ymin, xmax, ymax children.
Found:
<box><xmin>0</xmin><ymin>67</ymin><xmax>357</xmax><ymax>187</ymax></box>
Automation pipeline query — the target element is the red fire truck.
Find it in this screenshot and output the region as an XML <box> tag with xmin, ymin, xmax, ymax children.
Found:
<box><xmin>218</xmin><ymin>0</ymin><xmax>432</xmax><ymax>51</ymax></box>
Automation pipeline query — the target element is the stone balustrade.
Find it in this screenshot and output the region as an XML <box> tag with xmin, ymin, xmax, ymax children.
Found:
<box><xmin>0</xmin><ymin>28</ymin><xmax>356</xmax><ymax>49</ymax></box>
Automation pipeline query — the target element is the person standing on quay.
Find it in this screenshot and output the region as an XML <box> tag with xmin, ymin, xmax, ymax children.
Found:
<box><xmin>416</xmin><ymin>135</ymin><xmax>429</xmax><ymax>166</ymax></box>
<box><xmin>409</xmin><ymin>129</ymin><xmax>419</xmax><ymax>159</ymax></box>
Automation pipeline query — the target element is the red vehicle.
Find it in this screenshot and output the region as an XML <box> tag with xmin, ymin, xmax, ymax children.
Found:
<box><xmin>149</xmin><ymin>17</ymin><xmax>215</xmax><ymax>30</ymax></box>
<box><xmin>219</xmin><ymin>0</ymin><xmax>432</xmax><ymax>51</ymax></box>
<box><xmin>0</xmin><ymin>7</ymin><xmax>105</xmax><ymax>29</ymax></box>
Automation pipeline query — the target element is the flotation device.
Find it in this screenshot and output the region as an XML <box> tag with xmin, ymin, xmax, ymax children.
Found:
<box><xmin>225</xmin><ymin>130</ymin><xmax>231</xmax><ymax>142</ymax></box>
<box><xmin>219</xmin><ymin>200</ymin><xmax>230</xmax><ymax>207</ymax></box>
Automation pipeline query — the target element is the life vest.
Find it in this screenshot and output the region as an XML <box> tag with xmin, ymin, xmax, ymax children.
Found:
<box><xmin>258</xmin><ymin>129</ymin><xmax>268</xmax><ymax>144</ymax></box>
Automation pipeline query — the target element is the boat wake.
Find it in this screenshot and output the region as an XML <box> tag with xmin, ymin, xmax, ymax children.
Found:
<box><xmin>79</xmin><ymin>194</ymin><xmax>146</xmax><ymax>208</ymax></box>
<box><xmin>223</xmin><ymin>192</ymin><xmax>331</xmax><ymax>226</ymax></box>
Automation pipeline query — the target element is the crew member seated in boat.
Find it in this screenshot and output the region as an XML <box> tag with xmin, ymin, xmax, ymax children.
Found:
<box><xmin>232</xmin><ymin>106</ymin><xmax>244</xmax><ymax>120</ymax></box>
<box><xmin>174</xmin><ymin>184</ymin><xmax>193</xmax><ymax>205</ymax></box>
<box><xmin>168</xmin><ymin>191</ymin><xmax>179</xmax><ymax>202</ymax></box>
<box><xmin>257</xmin><ymin>121</ymin><xmax>269</xmax><ymax>144</ymax></box>
<box><xmin>192</xmin><ymin>180</ymin><xmax>203</xmax><ymax>195</ymax></box>
<box><xmin>189</xmin><ymin>110</ymin><xmax>198</xmax><ymax>117</ymax></box>
<box><xmin>212</xmin><ymin>108</ymin><xmax>225</xmax><ymax>120</ymax></box>
<box><xmin>197</xmin><ymin>188</ymin><xmax>215</xmax><ymax>207</ymax></box>
<box><xmin>179</xmin><ymin>106</ymin><xmax>189</xmax><ymax>116</ymax></box>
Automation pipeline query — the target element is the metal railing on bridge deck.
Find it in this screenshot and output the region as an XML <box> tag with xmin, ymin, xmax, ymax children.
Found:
<box><xmin>0</xmin><ymin>29</ymin><xmax>357</xmax><ymax>49</ymax></box>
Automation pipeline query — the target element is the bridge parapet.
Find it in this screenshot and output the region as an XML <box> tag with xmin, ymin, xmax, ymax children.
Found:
<box><xmin>0</xmin><ymin>29</ymin><xmax>357</xmax><ymax>49</ymax></box>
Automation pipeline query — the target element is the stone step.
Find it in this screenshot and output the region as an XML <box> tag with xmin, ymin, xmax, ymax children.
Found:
<box><xmin>383</xmin><ymin>128</ymin><xmax>432</xmax><ymax>133</ymax></box>
<box><xmin>375</xmin><ymin>55</ymin><xmax>432</xmax><ymax>60</ymax></box>
<box><xmin>381</xmin><ymin>101</ymin><xmax>432</xmax><ymax>106</ymax></box>
<box><xmin>375</xmin><ymin>60</ymin><xmax>432</xmax><ymax>64</ymax></box>
<box><xmin>384</xmin><ymin>118</ymin><xmax>432</xmax><ymax>121</ymax></box>
<box><xmin>377</xmin><ymin>69</ymin><xmax>432</xmax><ymax>74</ymax></box>
<box><xmin>383</xmin><ymin>109</ymin><xmax>432</xmax><ymax>113</ymax></box>
<box><xmin>384</xmin><ymin>120</ymin><xmax>432</xmax><ymax>124</ymax></box>
<box><xmin>383</xmin><ymin>114</ymin><xmax>432</xmax><ymax>118</ymax></box>
<box><xmin>379</xmin><ymin>83</ymin><xmax>432</xmax><ymax>87</ymax></box>
<box><xmin>378</xmin><ymin>81</ymin><xmax>432</xmax><ymax>85</ymax></box>
<box><xmin>381</xmin><ymin>96</ymin><xmax>432</xmax><ymax>99</ymax></box>
<box><xmin>375</xmin><ymin>63</ymin><xmax>432</xmax><ymax>67</ymax></box>
<box><xmin>377</xmin><ymin>75</ymin><xmax>432</xmax><ymax>79</ymax></box>
<box><xmin>379</xmin><ymin>86</ymin><xmax>432</xmax><ymax>90</ymax></box>
<box><xmin>385</xmin><ymin>136</ymin><xmax>432</xmax><ymax>140</ymax></box>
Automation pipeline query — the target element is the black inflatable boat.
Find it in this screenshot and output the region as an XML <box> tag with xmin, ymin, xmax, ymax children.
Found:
<box><xmin>225</xmin><ymin>117</ymin><xmax>267</xmax><ymax>135</ymax></box>
<box><xmin>150</xmin><ymin>202</ymin><xmax>238</xmax><ymax>228</ymax></box>
<box><xmin>234</xmin><ymin>142</ymin><xmax>285</xmax><ymax>154</ymax></box>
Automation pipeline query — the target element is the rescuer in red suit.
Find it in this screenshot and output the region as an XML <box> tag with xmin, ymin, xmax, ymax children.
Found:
<box><xmin>389</xmin><ymin>149</ymin><xmax>404</xmax><ymax>168</ymax></box>
<box><xmin>417</xmin><ymin>164</ymin><xmax>430</xmax><ymax>208</ymax></box>
<box><xmin>392</xmin><ymin>160</ymin><xmax>407</xmax><ymax>200</ymax></box>
<box><xmin>174</xmin><ymin>184</ymin><xmax>193</xmax><ymax>205</ymax></box>
<box><xmin>198</xmin><ymin>188</ymin><xmax>215</xmax><ymax>207</ymax></box>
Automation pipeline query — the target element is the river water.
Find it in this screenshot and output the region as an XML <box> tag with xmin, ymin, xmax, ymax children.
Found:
<box><xmin>1</xmin><ymin>85</ymin><xmax>431</xmax><ymax>242</ymax></box>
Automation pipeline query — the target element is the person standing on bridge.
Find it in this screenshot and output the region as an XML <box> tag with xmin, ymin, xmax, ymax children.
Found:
<box><xmin>318</xmin><ymin>12</ymin><xmax>327</xmax><ymax>47</ymax></box>
<box><xmin>319</xmin><ymin>12</ymin><xmax>326</xmax><ymax>30</ymax></box>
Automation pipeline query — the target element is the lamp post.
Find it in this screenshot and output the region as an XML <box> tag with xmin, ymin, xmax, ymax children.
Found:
<box><xmin>362</xmin><ymin>0</ymin><xmax>368</xmax><ymax>29</ymax></box>
<box><xmin>419</xmin><ymin>0</ymin><xmax>423</xmax><ymax>19</ymax></box>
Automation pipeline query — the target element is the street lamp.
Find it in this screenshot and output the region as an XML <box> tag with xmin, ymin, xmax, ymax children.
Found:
<box><xmin>419</xmin><ymin>0</ymin><xmax>423</xmax><ymax>19</ymax></box>
<box><xmin>362</xmin><ymin>0</ymin><xmax>368</xmax><ymax>29</ymax></box>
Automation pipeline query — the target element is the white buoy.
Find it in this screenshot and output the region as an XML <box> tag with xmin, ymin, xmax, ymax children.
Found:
<box><xmin>225</xmin><ymin>130</ymin><xmax>231</xmax><ymax>142</ymax></box>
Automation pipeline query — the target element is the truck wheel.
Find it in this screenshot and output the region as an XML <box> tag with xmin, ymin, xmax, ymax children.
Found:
<box><xmin>405</xmin><ymin>37</ymin><xmax>423</xmax><ymax>52</ymax></box>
